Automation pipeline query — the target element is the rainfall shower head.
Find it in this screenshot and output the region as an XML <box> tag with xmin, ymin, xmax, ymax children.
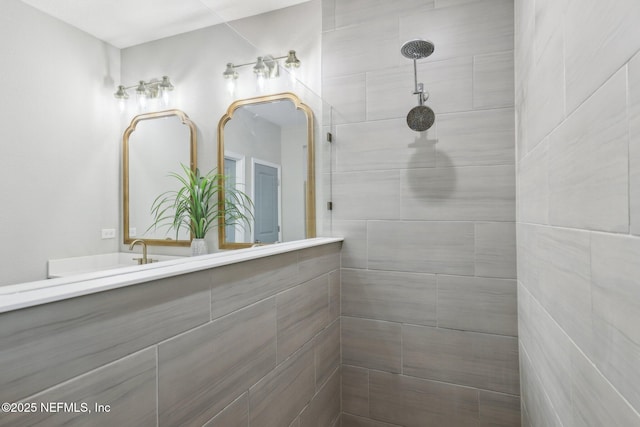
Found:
<box><xmin>401</xmin><ymin>39</ymin><xmax>435</xmax><ymax>60</ymax></box>
<box><xmin>407</xmin><ymin>105</ymin><xmax>435</xmax><ymax>132</ymax></box>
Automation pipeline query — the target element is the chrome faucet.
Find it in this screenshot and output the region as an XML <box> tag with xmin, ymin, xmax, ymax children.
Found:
<box><xmin>129</xmin><ymin>239</ymin><xmax>152</xmax><ymax>265</ymax></box>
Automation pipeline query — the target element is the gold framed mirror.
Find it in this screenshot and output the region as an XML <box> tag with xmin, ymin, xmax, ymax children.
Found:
<box><xmin>217</xmin><ymin>92</ymin><xmax>316</xmax><ymax>249</ymax></box>
<box><xmin>123</xmin><ymin>109</ymin><xmax>197</xmax><ymax>246</ymax></box>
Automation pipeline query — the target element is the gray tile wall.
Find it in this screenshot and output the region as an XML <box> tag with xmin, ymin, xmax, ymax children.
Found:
<box><xmin>516</xmin><ymin>0</ymin><xmax>640</xmax><ymax>424</ymax></box>
<box><xmin>322</xmin><ymin>0</ymin><xmax>519</xmax><ymax>425</ymax></box>
<box><xmin>0</xmin><ymin>242</ymin><xmax>342</xmax><ymax>427</ymax></box>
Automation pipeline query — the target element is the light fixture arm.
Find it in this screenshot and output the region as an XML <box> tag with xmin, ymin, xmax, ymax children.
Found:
<box><xmin>227</xmin><ymin>52</ymin><xmax>293</xmax><ymax>72</ymax></box>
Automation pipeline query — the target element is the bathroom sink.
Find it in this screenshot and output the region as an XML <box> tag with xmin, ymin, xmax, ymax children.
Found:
<box><xmin>47</xmin><ymin>252</ymin><xmax>185</xmax><ymax>278</ymax></box>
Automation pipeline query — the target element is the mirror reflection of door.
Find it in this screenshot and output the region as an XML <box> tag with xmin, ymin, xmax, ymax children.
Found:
<box><xmin>253</xmin><ymin>160</ymin><xmax>281</xmax><ymax>243</ymax></box>
<box><xmin>224</xmin><ymin>151</ymin><xmax>246</xmax><ymax>243</ymax></box>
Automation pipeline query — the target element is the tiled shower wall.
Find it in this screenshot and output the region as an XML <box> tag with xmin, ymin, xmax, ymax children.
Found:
<box><xmin>0</xmin><ymin>243</ymin><xmax>341</xmax><ymax>427</ymax></box>
<box><xmin>322</xmin><ymin>1</ymin><xmax>520</xmax><ymax>425</ymax></box>
<box><xmin>516</xmin><ymin>0</ymin><xmax>640</xmax><ymax>425</ymax></box>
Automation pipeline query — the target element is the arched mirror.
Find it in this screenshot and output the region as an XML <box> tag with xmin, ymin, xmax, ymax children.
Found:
<box><xmin>218</xmin><ymin>92</ymin><xmax>315</xmax><ymax>249</ymax></box>
<box><xmin>123</xmin><ymin>109</ymin><xmax>197</xmax><ymax>246</ymax></box>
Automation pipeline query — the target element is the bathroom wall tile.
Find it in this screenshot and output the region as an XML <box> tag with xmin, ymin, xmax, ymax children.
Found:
<box><xmin>342</xmin><ymin>316</ymin><xmax>402</xmax><ymax>373</ymax></box>
<box><xmin>403</xmin><ymin>324</ymin><xmax>520</xmax><ymax>395</ymax></box>
<box><xmin>435</xmin><ymin>0</ymin><xmax>485</xmax><ymax>8</ymax></box>
<box><xmin>514</xmin><ymin>0</ymin><xmax>533</xmax><ymax>162</ymax></box>
<box><xmin>341</xmin><ymin>268</ymin><xmax>437</xmax><ymax>326</ymax></box>
<box><xmin>300</xmin><ymin>368</ymin><xmax>340</xmax><ymax>427</ymax></box>
<box><xmin>400</xmin><ymin>0</ymin><xmax>513</xmax><ymax>63</ymax></box>
<box><xmin>277</xmin><ymin>275</ymin><xmax>329</xmax><ymax>363</ymax></box>
<box><xmin>517</xmin><ymin>284</ymin><xmax>574</xmax><ymax>427</ymax></box>
<box><xmin>564</xmin><ymin>0</ymin><xmax>640</xmax><ymax>113</ymax></box>
<box><xmin>591</xmin><ymin>233</ymin><xmax>640</xmax><ymax>412</ymax></box>
<box><xmin>515</xmin><ymin>92</ymin><xmax>528</xmax><ymax>164</ymax></box>
<box><xmin>473</xmin><ymin>51</ymin><xmax>515</xmax><ymax>109</ymax></box>
<box><xmin>514</xmin><ymin>0</ymin><xmax>534</xmax><ymax>93</ymax></box>
<box><xmin>314</xmin><ymin>319</ymin><xmax>340</xmax><ymax>389</ymax></box>
<box><xmin>521</xmin><ymin>407</ymin><xmax>532</xmax><ymax>427</ymax></box>
<box><xmin>0</xmin><ymin>349</ymin><xmax>156</xmax><ymax>427</ymax></box>
<box><xmin>548</xmin><ymin>68</ymin><xmax>628</xmax><ymax>233</ymax></box>
<box><xmin>367</xmin><ymin>221</ymin><xmax>475</xmax><ymax>275</ymax></box>
<box><xmin>322</xmin><ymin>74</ymin><xmax>366</xmax><ymax>124</ymax></box>
<box><xmin>297</xmin><ymin>242</ymin><xmax>341</xmax><ymax>283</ymax></box>
<box><xmin>369</xmin><ymin>371</ymin><xmax>479</xmax><ymax>427</ymax></box>
<box><xmin>628</xmin><ymin>52</ymin><xmax>640</xmax><ymax>235</ymax></box>
<box><xmin>342</xmin><ymin>365</ymin><xmax>369</xmax><ymax>417</ymax></box>
<box><xmin>533</xmin><ymin>0</ymin><xmax>567</xmax><ymax>64</ymax></box>
<box><xmin>341</xmin><ymin>414</ymin><xmax>402</xmax><ymax>427</ymax></box>
<box><xmin>335</xmin><ymin>118</ymin><xmax>435</xmax><ymax>172</ymax></box>
<box><xmin>475</xmin><ymin>222</ymin><xmax>517</xmax><ymax>279</ymax></box>
<box><xmin>571</xmin><ymin>345</ymin><xmax>640</xmax><ymax>427</ymax></box>
<box><xmin>329</xmin><ymin>270</ymin><xmax>340</xmax><ymax>321</ymax></box>
<box><xmin>518</xmin><ymin>138</ymin><xmax>549</xmax><ymax>225</ymax></box>
<box><xmin>517</xmin><ymin>224</ymin><xmax>593</xmax><ymax>356</ymax></box>
<box><xmin>518</xmin><ymin>344</ymin><xmax>564</xmax><ymax>427</ymax></box>
<box><xmin>203</xmin><ymin>392</ymin><xmax>248</xmax><ymax>427</ymax></box>
<box><xmin>321</xmin><ymin>0</ymin><xmax>335</xmax><ymax>31</ymax></box>
<box><xmin>210</xmin><ymin>252</ymin><xmax>298</xmax><ymax>320</ymax></box>
<box><xmin>366</xmin><ymin>57</ymin><xmax>473</xmax><ymax>120</ymax></box>
<box><xmin>335</xmin><ymin>0</ymin><xmax>431</xmax><ymax>29</ymax></box>
<box><xmin>437</xmin><ymin>275</ymin><xmax>517</xmax><ymax>336</ymax></box>
<box><xmin>0</xmin><ymin>271</ymin><xmax>210</xmax><ymax>404</ymax></box>
<box><xmin>323</xmin><ymin>18</ymin><xmax>398</xmax><ymax>78</ymax></box>
<box><xmin>332</xmin><ymin>171</ymin><xmax>401</xmax><ymax>220</ymax></box>
<box><xmin>332</xmin><ymin>220</ymin><xmax>367</xmax><ymax>268</ymax></box>
<box><xmin>436</xmin><ymin>108</ymin><xmax>515</xmax><ymax>167</ymax></box>
<box><xmin>478</xmin><ymin>390</ymin><xmax>521</xmax><ymax>427</ymax></box>
<box><xmin>525</xmin><ymin>24</ymin><xmax>564</xmax><ymax>149</ymax></box>
<box><xmin>249</xmin><ymin>342</ymin><xmax>315</xmax><ymax>427</ymax></box>
<box><xmin>157</xmin><ymin>298</ymin><xmax>276</xmax><ymax>427</ymax></box>
<box><xmin>400</xmin><ymin>165</ymin><xmax>515</xmax><ymax>221</ymax></box>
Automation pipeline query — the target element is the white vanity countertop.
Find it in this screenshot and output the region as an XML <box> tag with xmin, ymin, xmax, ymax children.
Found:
<box><xmin>0</xmin><ymin>237</ymin><xmax>343</xmax><ymax>314</ymax></box>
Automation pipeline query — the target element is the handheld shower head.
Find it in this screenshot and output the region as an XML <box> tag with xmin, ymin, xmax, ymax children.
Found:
<box><xmin>407</xmin><ymin>105</ymin><xmax>435</xmax><ymax>132</ymax></box>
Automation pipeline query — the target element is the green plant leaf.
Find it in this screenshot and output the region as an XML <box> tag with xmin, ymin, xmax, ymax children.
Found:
<box><xmin>146</xmin><ymin>163</ymin><xmax>254</xmax><ymax>239</ymax></box>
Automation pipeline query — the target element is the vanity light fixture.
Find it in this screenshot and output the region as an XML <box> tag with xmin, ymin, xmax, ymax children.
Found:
<box><xmin>223</xmin><ymin>50</ymin><xmax>301</xmax><ymax>95</ymax></box>
<box><xmin>113</xmin><ymin>76</ymin><xmax>175</xmax><ymax>111</ymax></box>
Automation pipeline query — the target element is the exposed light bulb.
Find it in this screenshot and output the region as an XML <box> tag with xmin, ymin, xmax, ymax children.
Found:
<box><xmin>161</xmin><ymin>88</ymin><xmax>171</xmax><ymax>106</ymax></box>
<box><xmin>226</xmin><ymin>78</ymin><xmax>236</xmax><ymax>96</ymax></box>
<box><xmin>256</xmin><ymin>74</ymin><xmax>265</xmax><ymax>92</ymax></box>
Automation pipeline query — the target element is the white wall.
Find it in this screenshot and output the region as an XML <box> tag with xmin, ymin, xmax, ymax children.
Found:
<box><xmin>0</xmin><ymin>0</ymin><xmax>121</xmax><ymax>285</ymax></box>
<box><xmin>120</xmin><ymin>0</ymin><xmax>323</xmax><ymax>251</ymax></box>
<box><xmin>516</xmin><ymin>0</ymin><xmax>640</xmax><ymax>424</ymax></box>
<box><xmin>0</xmin><ymin>0</ymin><xmax>322</xmax><ymax>285</ymax></box>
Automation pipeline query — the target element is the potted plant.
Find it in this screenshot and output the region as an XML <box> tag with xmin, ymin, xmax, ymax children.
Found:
<box><xmin>148</xmin><ymin>163</ymin><xmax>253</xmax><ymax>255</ymax></box>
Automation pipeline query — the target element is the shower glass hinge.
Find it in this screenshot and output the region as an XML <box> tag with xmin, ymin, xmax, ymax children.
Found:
<box><xmin>327</xmin><ymin>201</ymin><xmax>333</xmax><ymax>210</ymax></box>
<box><xmin>326</xmin><ymin>132</ymin><xmax>333</xmax><ymax>143</ymax></box>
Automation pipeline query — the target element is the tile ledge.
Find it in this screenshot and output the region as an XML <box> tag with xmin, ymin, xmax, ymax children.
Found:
<box><xmin>0</xmin><ymin>237</ymin><xmax>343</xmax><ymax>314</ymax></box>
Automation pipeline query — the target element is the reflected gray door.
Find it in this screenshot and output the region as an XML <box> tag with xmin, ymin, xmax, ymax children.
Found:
<box><xmin>224</xmin><ymin>158</ymin><xmax>236</xmax><ymax>242</ymax></box>
<box><xmin>254</xmin><ymin>163</ymin><xmax>279</xmax><ymax>243</ymax></box>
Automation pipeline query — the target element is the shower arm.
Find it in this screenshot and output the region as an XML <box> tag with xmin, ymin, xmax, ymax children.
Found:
<box><xmin>412</xmin><ymin>59</ymin><xmax>427</xmax><ymax>106</ymax></box>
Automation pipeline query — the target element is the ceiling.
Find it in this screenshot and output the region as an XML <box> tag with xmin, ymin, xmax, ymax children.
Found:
<box><xmin>20</xmin><ymin>0</ymin><xmax>309</xmax><ymax>48</ymax></box>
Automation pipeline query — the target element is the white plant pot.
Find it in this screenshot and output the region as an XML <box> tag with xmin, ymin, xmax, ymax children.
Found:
<box><xmin>190</xmin><ymin>238</ymin><xmax>208</xmax><ymax>256</ymax></box>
